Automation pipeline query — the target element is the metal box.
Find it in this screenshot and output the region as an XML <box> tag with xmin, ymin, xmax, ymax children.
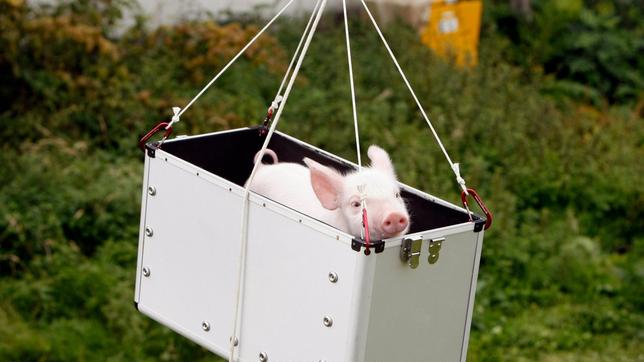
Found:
<box><xmin>134</xmin><ymin>127</ymin><xmax>485</xmax><ymax>361</ymax></box>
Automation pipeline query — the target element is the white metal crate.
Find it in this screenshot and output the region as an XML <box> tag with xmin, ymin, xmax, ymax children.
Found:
<box><xmin>134</xmin><ymin>127</ymin><xmax>485</xmax><ymax>361</ymax></box>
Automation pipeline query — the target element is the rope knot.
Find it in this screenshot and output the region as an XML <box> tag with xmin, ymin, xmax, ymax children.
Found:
<box><xmin>166</xmin><ymin>107</ymin><xmax>181</xmax><ymax>130</ymax></box>
<box><xmin>271</xmin><ymin>95</ymin><xmax>283</xmax><ymax>111</ymax></box>
<box><xmin>452</xmin><ymin>163</ymin><xmax>468</xmax><ymax>195</ymax></box>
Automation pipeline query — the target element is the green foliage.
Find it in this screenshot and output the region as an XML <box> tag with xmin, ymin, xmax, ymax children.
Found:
<box><xmin>0</xmin><ymin>0</ymin><xmax>642</xmax><ymax>361</ymax></box>
<box><xmin>485</xmin><ymin>0</ymin><xmax>644</xmax><ymax>104</ymax></box>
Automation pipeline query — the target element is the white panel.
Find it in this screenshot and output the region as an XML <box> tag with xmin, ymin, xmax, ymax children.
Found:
<box><xmin>364</xmin><ymin>230</ymin><xmax>480</xmax><ymax>362</ymax></box>
<box><xmin>137</xmin><ymin>154</ymin><xmax>243</xmax><ymax>357</ymax></box>
<box><xmin>236</xmin><ymin>201</ymin><xmax>362</xmax><ymax>362</ymax></box>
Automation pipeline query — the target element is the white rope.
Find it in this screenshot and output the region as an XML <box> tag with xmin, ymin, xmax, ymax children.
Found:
<box><xmin>170</xmin><ymin>106</ymin><xmax>180</xmax><ymax>125</ymax></box>
<box><xmin>342</xmin><ymin>0</ymin><xmax>369</xmax><ymax>241</ymax></box>
<box><xmin>164</xmin><ymin>0</ymin><xmax>297</xmax><ymax>131</ymax></box>
<box><xmin>342</xmin><ymin>0</ymin><xmax>362</xmax><ymax>172</ymax></box>
<box><xmin>272</xmin><ymin>0</ymin><xmax>322</xmax><ymax>107</ymax></box>
<box><xmin>229</xmin><ymin>2</ymin><xmax>326</xmax><ymax>361</ymax></box>
<box><xmin>359</xmin><ymin>0</ymin><xmax>468</xmax><ymax>195</ymax></box>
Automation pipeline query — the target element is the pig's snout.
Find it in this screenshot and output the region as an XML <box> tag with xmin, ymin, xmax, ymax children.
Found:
<box><xmin>381</xmin><ymin>212</ymin><xmax>409</xmax><ymax>238</ymax></box>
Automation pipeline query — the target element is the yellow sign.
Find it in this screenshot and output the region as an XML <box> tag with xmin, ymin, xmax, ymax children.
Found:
<box><xmin>421</xmin><ymin>0</ymin><xmax>483</xmax><ymax>67</ymax></box>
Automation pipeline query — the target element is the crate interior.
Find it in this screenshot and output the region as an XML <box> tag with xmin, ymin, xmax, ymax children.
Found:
<box><xmin>160</xmin><ymin>128</ymin><xmax>475</xmax><ymax>234</ymax></box>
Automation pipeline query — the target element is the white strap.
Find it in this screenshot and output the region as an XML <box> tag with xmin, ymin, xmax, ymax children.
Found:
<box><xmin>273</xmin><ymin>0</ymin><xmax>323</xmax><ymax>105</ymax></box>
<box><xmin>342</xmin><ymin>0</ymin><xmax>362</xmax><ymax>172</ymax></box>
<box><xmin>343</xmin><ymin>0</ymin><xmax>369</xmax><ymax>240</ymax></box>
<box><xmin>359</xmin><ymin>0</ymin><xmax>468</xmax><ymax>194</ymax></box>
<box><xmin>229</xmin><ymin>2</ymin><xmax>326</xmax><ymax>361</ymax></box>
<box><xmin>166</xmin><ymin>0</ymin><xmax>296</xmax><ymax>132</ymax></box>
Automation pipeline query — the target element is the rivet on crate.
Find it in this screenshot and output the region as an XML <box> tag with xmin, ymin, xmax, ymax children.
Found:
<box><xmin>328</xmin><ymin>272</ymin><xmax>338</xmax><ymax>283</ymax></box>
<box><xmin>230</xmin><ymin>336</ymin><xmax>239</xmax><ymax>346</ymax></box>
<box><xmin>201</xmin><ymin>321</ymin><xmax>210</xmax><ymax>332</ymax></box>
<box><xmin>148</xmin><ymin>186</ymin><xmax>156</xmax><ymax>196</ymax></box>
<box><xmin>145</xmin><ymin>227</ymin><xmax>153</xmax><ymax>237</ymax></box>
<box><xmin>259</xmin><ymin>352</ymin><xmax>268</xmax><ymax>362</ymax></box>
<box><xmin>142</xmin><ymin>267</ymin><xmax>151</xmax><ymax>277</ymax></box>
<box><xmin>323</xmin><ymin>316</ymin><xmax>333</xmax><ymax>327</ymax></box>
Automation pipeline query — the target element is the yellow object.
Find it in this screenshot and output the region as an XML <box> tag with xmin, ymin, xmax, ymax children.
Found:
<box><xmin>421</xmin><ymin>0</ymin><xmax>483</xmax><ymax>67</ymax></box>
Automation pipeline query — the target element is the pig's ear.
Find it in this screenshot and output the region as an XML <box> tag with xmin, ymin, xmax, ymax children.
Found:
<box><xmin>303</xmin><ymin>158</ymin><xmax>343</xmax><ymax>210</ymax></box>
<box><xmin>368</xmin><ymin>145</ymin><xmax>396</xmax><ymax>179</ymax></box>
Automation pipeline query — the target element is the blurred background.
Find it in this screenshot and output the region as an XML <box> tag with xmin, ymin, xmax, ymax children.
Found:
<box><xmin>0</xmin><ymin>0</ymin><xmax>642</xmax><ymax>361</ymax></box>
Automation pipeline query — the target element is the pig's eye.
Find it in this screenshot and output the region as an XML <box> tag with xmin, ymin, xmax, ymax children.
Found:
<box><xmin>351</xmin><ymin>201</ymin><xmax>361</xmax><ymax>208</ymax></box>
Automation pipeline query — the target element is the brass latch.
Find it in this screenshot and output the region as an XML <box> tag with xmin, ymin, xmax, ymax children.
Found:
<box><xmin>401</xmin><ymin>237</ymin><xmax>447</xmax><ymax>268</ymax></box>
<box><xmin>427</xmin><ymin>237</ymin><xmax>445</xmax><ymax>264</ymax></box>
<box><xmin>400</xmin><ymin>238</ymin><xmax>422</xmax><ymax>269</ymax></box>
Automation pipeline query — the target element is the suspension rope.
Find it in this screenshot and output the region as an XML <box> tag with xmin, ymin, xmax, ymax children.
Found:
<box><xmin>342</xmin><ymin>0</ymin><xmax>371</xmax><ymax>250</ymax></box>
<box><xmin>229</xmin><ymin>2</ymin><xmax>327</xmax><ymax>361</ymax></box>
<box><xmin>275</xmin><ymin>0</ymin><xmax>322</xmax><ymax>102</ymax></box>
<box><xmin>163</xmin><ymin>0</ymin><xmax>297</xmax><ymax>132</ymax></box>
<box><xmin>359</xmin><ymin>0</ymin><xmax>468</xmax><ymax>195</ymax></box>
<box><xmin>342</xmin><ymin>0</ymin><xmax>362</xmax><ymax>172</ymax></box>
<box><xmin>262</xmin><ymin>0</ymin><xmax>323</xmax><ymax>131</ymax></box>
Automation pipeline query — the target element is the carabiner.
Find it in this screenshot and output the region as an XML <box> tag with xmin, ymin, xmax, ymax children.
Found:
<box><xmin>461</xmin><ymin>188</ymin><xmax>493</xmax><ymax>230</ymax></box>
<box><xmin>138</xmin><ymin>122</ymin><xmax>173</xmax><ymax>151</ymax></box>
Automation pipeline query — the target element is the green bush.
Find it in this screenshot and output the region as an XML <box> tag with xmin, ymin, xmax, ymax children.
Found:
<box><xmin>485</xmin><ymin>0</ymin><xmax>644</xmax><ymax>104</ymax></box>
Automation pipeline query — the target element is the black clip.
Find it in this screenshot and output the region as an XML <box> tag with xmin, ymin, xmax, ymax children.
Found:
<box><xmin>351</xmin><ymin>238</ymin><xmax>385</xmax><ymax>254</ymax></box>
<box><xmin>145</xmin><ymin>142</ymin><xmax>160</xmax><ymax>158</ymax></box>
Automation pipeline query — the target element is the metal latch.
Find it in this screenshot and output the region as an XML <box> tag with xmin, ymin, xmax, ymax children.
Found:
<box><xmin>400</xmin><ymin>238</ymin><xmax>422</xmax><ymax>269</ymax></box>
<box><xmin>427</xmin><ymin>237</ymin><xmax>445</xmax><ymax>264</ymax></box>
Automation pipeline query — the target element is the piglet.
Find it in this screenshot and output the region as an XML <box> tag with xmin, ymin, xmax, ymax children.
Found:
<box><xmin>246</xmin><ymin>146</ymin><xmax>410</xmax><ymax>240</ymax></box>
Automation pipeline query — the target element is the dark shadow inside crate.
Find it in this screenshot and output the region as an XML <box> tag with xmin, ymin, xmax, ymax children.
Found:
<box><xmin>161</xmin><ymin>127</ymin><xmax>475</xmax><ymax>234</ymax></box>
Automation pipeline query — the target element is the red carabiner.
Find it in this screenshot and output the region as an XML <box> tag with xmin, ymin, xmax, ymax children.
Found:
<box><xmin>461</xmin><ymin>188</ymin><xmax>493</xmax><ymax>230</ymax></box>
<box><xmin>138</xmin><ymin>122</ymin><xmax>173</xmax><ymax>151</ymax></box>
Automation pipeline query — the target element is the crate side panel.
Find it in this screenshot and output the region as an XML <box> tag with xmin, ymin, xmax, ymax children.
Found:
<box><xmin>237</xmin><ymin>203</ymin><xmax>360</xmax><ymax>362</ymax></box>
<box><xmin>135</xmin><ymin>155</ymin><xmax>151</xmax><ymax>302</ymax></box>
<box><xmin>364</xmin><ymin>230</ymin><xmax>481</xmax><ymax>362</ymax></box>
<box><xmin>460</xmin><ymin>231</ymin><xmax>484</xmax><ymax>361</ymax></box>
<box><xmin>138</xmin><ymin>156</ymin><xmax>242</xmax><ymax>356</ymax></box>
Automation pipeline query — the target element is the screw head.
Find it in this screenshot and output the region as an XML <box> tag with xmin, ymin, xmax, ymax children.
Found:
<box><xmin>259</xmin><ymin>352</ymin><xmax>268</xmax><ymax>362</ymax></box>
<box><xmin>142</xmin><ymin>267</ymin><xmax>151</xmax><ymax>277</ymax></box>
<box><xmin>145</xmin><ymin>227</ymin><xmax>153</xmax><ymax>237</ymax></box>
<box><xmin>201</xmin><ymin>321</ymin><xmax>210</xmax><ymax>332</ymax></box>
<box><xmin>328</xmin><ymin>272</ymin><xmax>338</xmax><ymax>283</ymax></box>
<box><xmin>148</xmin><ymin>186</ymin><xmax>156</xmax><ymax>196</ymax></box>
<box><xmin>323</xmin><ymin>316</ymin><xmax>333</xmax><ymax>327</ymax></box>
<box><xmin>229</xmin><ymin>336</ymin><xmax>238</xmax><ymax>346</ymax></box>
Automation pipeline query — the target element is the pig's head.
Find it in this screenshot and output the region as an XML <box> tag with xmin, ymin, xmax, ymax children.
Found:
<box><xmin>303</xmin><ymin>145</ymin><xmax>410</xmax><ymax>240</ymax></box>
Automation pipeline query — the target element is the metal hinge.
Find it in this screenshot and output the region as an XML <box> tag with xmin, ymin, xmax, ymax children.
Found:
<box><xmin>401</xmin><ymin>237</ymin><xmax>447</xmax><ymax>268</ymax></box>
<box><xmin>427</xmin><ymin>237</ymin><xmax>445</xmax><ymax>264</ymax></box>
<box><xmin>400</xmin><ymin>238</ymin><xmax>422</xmax><ymax>269</ymax></box>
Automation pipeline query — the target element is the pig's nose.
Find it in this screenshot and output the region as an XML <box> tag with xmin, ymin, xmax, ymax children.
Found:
<box><xmin>381</xmin><ymin>212</ymin><xmax>409</xmax><ymax>237</ymax></box>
